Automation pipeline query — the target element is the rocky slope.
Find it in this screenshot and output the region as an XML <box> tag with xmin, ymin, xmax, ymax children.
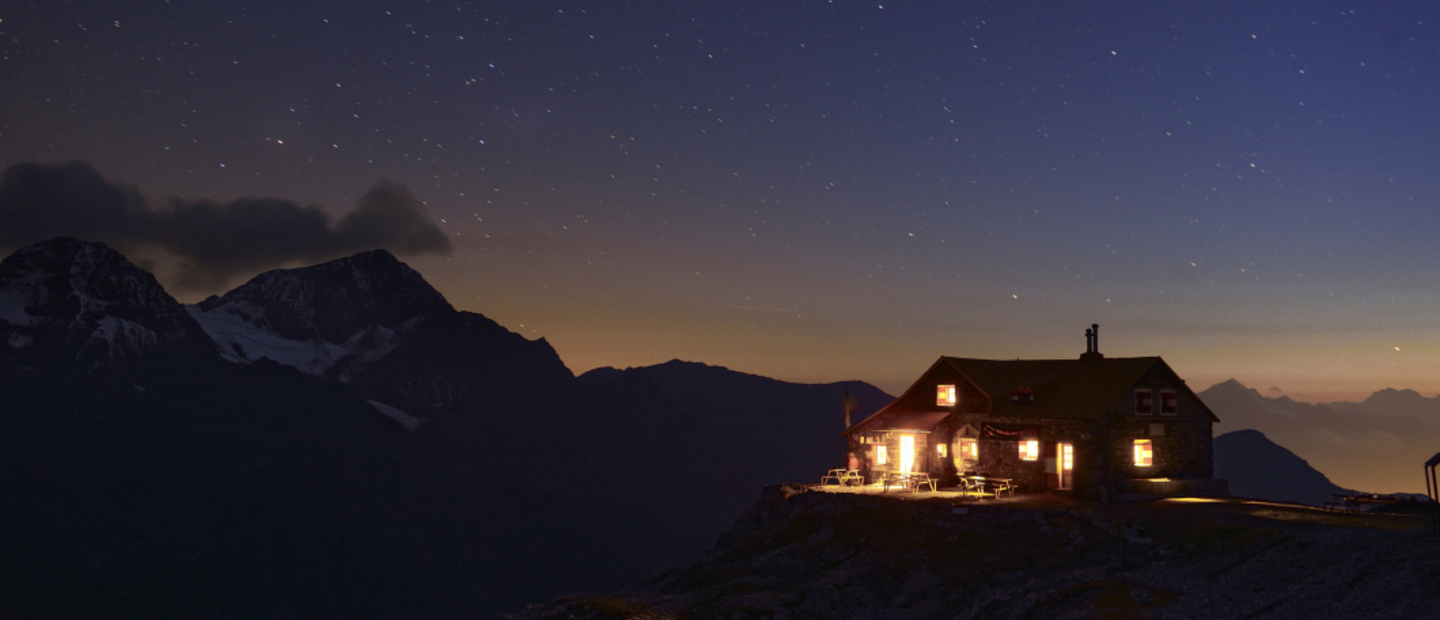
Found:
<box><xmin>508</xmin><ymin>486</ymin><xmax>1440</xmax><ymax>620</ymax></box>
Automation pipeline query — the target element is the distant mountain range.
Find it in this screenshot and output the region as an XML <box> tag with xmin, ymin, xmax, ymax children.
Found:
<box><xmin>0</xmin><ymin>238</ymin><xmax>890</xmax><ymax>618</ymax></box>
<box><xmin>1199</xmin><ymin>379</ymin><xmax>1440</xmax><ymax>495</ymax></box>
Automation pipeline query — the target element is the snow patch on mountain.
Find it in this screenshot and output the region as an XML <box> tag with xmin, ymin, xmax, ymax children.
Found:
<box><xmin>187</xmin><ymin>303</ymin><xmax>420</xmax><ymax>376</ymax></box>
<box><xmin>368</xmin><ymin>400</ymin><xmax>424</xmax><ymax>432</ymax></box>
<box><xmin>188</xmin><ymin>303</ymin><xmax>347</xmax><ymax>373</ymax></box>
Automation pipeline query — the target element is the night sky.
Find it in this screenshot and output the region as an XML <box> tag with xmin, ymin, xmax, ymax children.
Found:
<box><xmin>3</xmin><ymin>1</ymin><xmax>1437</xmax><ymax>402</ymax></box>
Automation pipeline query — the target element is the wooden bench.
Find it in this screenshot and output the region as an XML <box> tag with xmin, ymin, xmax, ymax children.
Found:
<box><xmin>963</xmin><ymin>476</ymin><xmax>1015</xmax><ymax>498</ymax></box>
<box><xmin>883</xmin><ymin>472</ymin><xmax>937</xmax><ymax>493</ymax></box>
<box><xmin>989</xmin><ymin>478</ymin><xmax>1016</xmax><ymax>498</ymax></box>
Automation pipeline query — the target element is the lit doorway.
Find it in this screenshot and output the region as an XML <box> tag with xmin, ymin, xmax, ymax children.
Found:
<box><xmin>900</xmin><ymin>434</ymin><xmax>915</xmax><ymax>473</ymax></box>
<box><xmin>1057</xmin><ymin>442</ymin><xmax>1074</xmax><ymax>490</ymax></box>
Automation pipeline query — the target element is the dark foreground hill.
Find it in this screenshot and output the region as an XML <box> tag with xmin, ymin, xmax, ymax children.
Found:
<box><xmin>507</xmin><ymin>486</ymin><xmax>1440</xmax><ymax>620</ymax></box>
<box><xmin>0</xmin><ymin>238</ymin><xmax>891</xmax><ymax>617</ymax></box>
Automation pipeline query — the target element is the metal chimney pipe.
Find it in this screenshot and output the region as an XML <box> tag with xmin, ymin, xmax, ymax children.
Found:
<box><xmin>1092</xmin><ymin>324</ymin><xmax>1099</xmax><ymax>353</ymax></box>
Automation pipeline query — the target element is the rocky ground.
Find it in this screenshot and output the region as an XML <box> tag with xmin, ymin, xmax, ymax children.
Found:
<box><xmin>503</xmin><ymin>485</ymin><xmax>1440</xmax><ymax>619</ymax></box>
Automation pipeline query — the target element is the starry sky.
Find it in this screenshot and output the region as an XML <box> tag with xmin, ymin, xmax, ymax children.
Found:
<box><xmin>2</xmin><ymin>1</ymin><xmax>1437</xmax><ymax>403</ymax></box>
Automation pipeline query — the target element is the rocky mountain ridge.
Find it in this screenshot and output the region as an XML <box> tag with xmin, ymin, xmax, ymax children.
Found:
<box><xmin>0</xmin><ymin>237</ymin><xmax>215</xmax><ymax>369</ymax></box>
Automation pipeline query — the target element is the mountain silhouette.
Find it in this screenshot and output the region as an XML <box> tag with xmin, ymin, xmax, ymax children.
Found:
<box><xmin>0</xmin><ymin>238</ymin><xmax>890</xmax><ymax>617</ymax></box>
<box><xmin>1213</xmin><ymin>430</ymin><xmax>1353</xmax><ymax>505</ymax></box>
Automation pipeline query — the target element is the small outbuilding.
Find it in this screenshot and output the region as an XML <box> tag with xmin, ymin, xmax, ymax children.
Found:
<box><xmin>844</xmin><ymin>325</ymin><xmax>1227</xmax><ymax>500</ymax></box>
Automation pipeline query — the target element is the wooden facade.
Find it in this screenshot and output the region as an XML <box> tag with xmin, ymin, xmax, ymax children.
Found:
<box><xmin>843</xmin><ymin>339</ymin><xmax>1225</xmax><ymax>500</ymax></box>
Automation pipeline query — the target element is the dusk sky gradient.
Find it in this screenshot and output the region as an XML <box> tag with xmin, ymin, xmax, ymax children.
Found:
<box><xmin>3</xmin><ymin>1</ymin><xmax>1438</xmax><ymax>403</ymax></box>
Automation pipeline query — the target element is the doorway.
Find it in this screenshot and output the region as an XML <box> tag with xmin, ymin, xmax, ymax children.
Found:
<box><xmin>900</xmin><ymin>434</ymin><xmax>915</xmax><ymax>473</ymax></box>
<box><xmin>1057</xmin><ymin>442</ymin><xmax>1074</xmax><ymax>490</ymax></box>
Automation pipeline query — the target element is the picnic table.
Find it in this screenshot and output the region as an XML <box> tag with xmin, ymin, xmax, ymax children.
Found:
<box><xmin>820</xmin><ymin>468</ymin><xmax>863</xmax><ymax>486</ymax></box>
<box><xmin>883</xmin><ymin>471</ymin><xmax>938</xmax><ymax>493</ymax></box>
<box><xmin>963</xmin><ymin>475</ymin><xmax>1015</xmax><ymax>498</ymax></box>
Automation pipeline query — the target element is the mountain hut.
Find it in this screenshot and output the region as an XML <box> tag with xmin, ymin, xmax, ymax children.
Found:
<box><xmin>843</xmin><ymin>325</ymin><xmax>1227</xmax><ymax>500</ymax></box>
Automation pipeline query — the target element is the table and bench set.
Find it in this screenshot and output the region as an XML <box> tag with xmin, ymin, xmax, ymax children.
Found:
<box><xmin>819</xmin><ymin>469</ymin><xmax>1014</xmax><ymax>498</ymax></box>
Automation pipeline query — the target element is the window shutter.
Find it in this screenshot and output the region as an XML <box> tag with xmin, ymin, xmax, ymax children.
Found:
<box><xmin>1160</xmin><ymin>390</ymin><xmax>1177</xmax><ymax>414</ymax></box>
<box><xmin>1135</xmin><ymin>389</ymin><xmax>1153</xmax><ymax>414</ymax></box>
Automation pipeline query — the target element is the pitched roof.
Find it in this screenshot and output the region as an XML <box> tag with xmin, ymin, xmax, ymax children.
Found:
<box><xmin>847</xmin><ymin>354</ymin><xmax>1216</xmax><ymax>436</ymax></box>
<box><xmin>944</xmin><ymin>356</ymin><xmax>1163</xmax><ymax>420</ymax></box>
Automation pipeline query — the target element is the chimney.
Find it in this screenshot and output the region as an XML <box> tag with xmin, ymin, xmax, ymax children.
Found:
<box><xmin>1082</xmin><ymin>324</ymin><xmax>1103</xmax><ymax>359</ymax></box>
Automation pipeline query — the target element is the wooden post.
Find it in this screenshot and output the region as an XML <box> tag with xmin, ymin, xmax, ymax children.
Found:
<box><xmin>1425</xmin><ymin>452</ymin><xmax>1440</xmax><ymax>502</ymax></box>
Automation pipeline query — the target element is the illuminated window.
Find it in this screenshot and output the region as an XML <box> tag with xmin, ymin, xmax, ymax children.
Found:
<box><xmin>1160</xmin><ymin>390</ymin><xmax>1177</xmax><ymax>415</ymax></box>
<box><xmin>1018</xmin><ymin>439</ymin><xmax>1039</xmax><ymax>461</ymax></box>
<box><xmin>1133</xmin><ymin>439</ymin><xmax>1153</xmax><ymax>467</ymax></box>
<box><xmin>875</xmin><ymin>445</ymin><xmax>888</xmax><ymax>466</ymax></box>
<box><xmin>937</xmin><ymin>443</ymin><xmax>947</xmax><ymax>458</ymax></box>
<box><xmin>1135</xmin><ymin>389</ymin><xmax>1153</xmax><ymax>415</ymax></box>
<box><xmin>937</xmin><ymin>384</ymin><xmax>957</xmax><ymax>407</ymax></box>
<box><xmin>958</xmin><ymin>438</ymin><xmax>979</xmax><ymax>461</ymax></box>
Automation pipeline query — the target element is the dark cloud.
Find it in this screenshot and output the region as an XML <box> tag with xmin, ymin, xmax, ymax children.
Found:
<box><xmin>0</xmin><ymin>161</ymin><xmax>452</xmax><ymax>291</ymax></box>
<box><xmin>0</xmin><ymin>161</ymin><xmax>145</xmax><ymax>246</ymax></box>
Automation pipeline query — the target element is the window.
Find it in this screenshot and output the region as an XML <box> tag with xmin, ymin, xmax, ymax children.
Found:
<box><xmin>1160</xmin><ymin>390</ymin><xmax>1177</xmax><ymax>415</ymax></box>
<box><xmin>937</xmin><ymin>384</ymin><xmax>957</xmax><ymax>407</ymax></box>
<box><xmin>1135</xmin><ymin>389</ymin><xmax>1153</xmax><ymax>415</ymax></box>
<box><xmin>1011</xmin><ymin>387</ymin><xmax>1034</xmax><ymax>404</ymax></box>
<box><xmin>1019</xmin><ymin>439</ymin><xmax>1039</xmax><ymax>461</ymax></box>
<box><xmin>958</xmin><ymin>438</ymin><xmax>979</xmax><ymax>461</ymax></box>
<box><xmin>1133</xmin><ymin>439</ymin><xmax>1153</xmax><ymax>467</ymax></box>
<box><xmin>875</xmin><ymin>445</ymin><xmax>888</xmax><ymax>466</ymax></box>
<box><xmin>936</xmin><ymin>443</ymin><xmax>947</xmax><ymax>458</ymax></box>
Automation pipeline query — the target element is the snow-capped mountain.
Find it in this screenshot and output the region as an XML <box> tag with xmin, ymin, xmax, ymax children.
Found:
<box><xmin>187</xmin><ymin>249</ymin><xmax>451</xmax><ymax>377</ymax></box>
<box><xmin>187</xmin><ymin>249</ymin><xmax>573</xmax><ymax>400</ymax></box>
<box><xmin>0</xmin><ymin>237</ymin><xmax>213</xmax><ymax>368</ymax></box>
